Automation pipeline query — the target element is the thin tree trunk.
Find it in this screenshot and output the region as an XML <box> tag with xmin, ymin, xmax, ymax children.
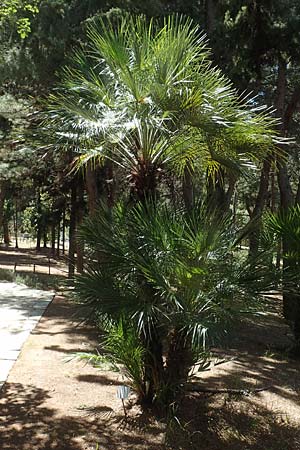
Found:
<box><xmin>76</xmin><ymin>179</ymin><xmax>84</xmax><ymax>274</ymax></box>
<box><xmin>3</xmin><ymin>216</ymin><xmax>10</xmax><ymax>246</ymax></box>
<box><xmin>51</xmin><ymin>222</ymin><xmax>56</xmax><ymax>257</ymax></box>
<box><xmin>276</xmin><ymin>57</ymin><xmax>293</xmax><ymax>210</ymax></box>
<box><xmin>224</xmin><ymin>175</ymin><xmax>237</xmax><ymax>212</ymax></box>
<box><xmin>68</xmin><ymin>180</ymin><xmax>77</xmax><ymax>278</ymax></box>
<box><xmin>295</xmin><ymin>177</ymin><xmax>300</xmax><ymax>205</ymax></box>
<box><xmin>249</xmin><ymin>156</ymin><xmax>272</xmax><ymax>256</ymax></box>
<box><xmin>56</xmin><ymin>217</ymin><xmax>60</xmax><ymax>257</ymax></box>
<box><xmin>36</xmin><ymin>190</ymin><xmax>42</xmax><ymax>251</ymax></box>
<box><xmin>62</xmin><ymin>208</ymin><xmax>66</xmax><ymax>254</ymax></box>
<box><xmin>43</xmin><ymin>231</ymin><xmax>47</xmax><ymax>248</ymax></box>
<box><xmin>0</xmin><ymin>182</ymin><xmax>6</xmax><ymax>244</ymax></box>
<box><xmin>270</xmin><ymin>166</ymin><xmax>276</xmax><ymax>212</ymax></box>
<box><xmin>14</xmin><ymin>199</ymin><xmax>18</xmax><ymax>249</ymax></box>
<box><xmin>274</xmin><ymin>62</ymin><xmax>300</xmax><ymax>340</ymax></box>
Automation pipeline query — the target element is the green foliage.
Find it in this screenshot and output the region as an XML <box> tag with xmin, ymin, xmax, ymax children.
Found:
<box><xmin>74</xmin><ymin>200</ymin><xmax>277</xmax><ymax>406</ymax></box>
<box><xmin>69</xmin><ymin>319</ymin><xmax>146</xmax><ymax>398</ymax></box>
<box><xmin>266</xmin><ymin>205</ymin><xmax>300</xmax><ymax>267</ymax></box>
<box><xmin>102</xmin><ymin>318</ymin><xmax>145</xmax><ymax>397</ymax></box>
<box><xmin>45</xmin><ymin>13</ymin><xmax>281</xmax><ymax>199</ymax></box>
<box><xmin>0</xmin><ymin>0</ymin><xmax>39</xmax><ymax>38</ymax></box>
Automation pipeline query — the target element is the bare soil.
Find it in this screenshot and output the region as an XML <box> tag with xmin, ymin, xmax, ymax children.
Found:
<box><xmin>0</xmin><ymin>249</ymin><xmax>300</xmax><ymax>450</ymax></box>
<box><xmin>0</xmin><ymin>296</ymin><xmax>166</xmax><ymax>450</ymax></box>
<box><xmin>0</xmin><ymin>245</ymin><xmax>68</xmax><ymax>277</ymax></box>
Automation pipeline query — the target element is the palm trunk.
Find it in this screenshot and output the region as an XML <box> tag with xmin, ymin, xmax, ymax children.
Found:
<box><xmin>165</xmin><ymin>330</ymin><xmax>194</xmax><ymax>406</ymax></box>
<box><xmin>183</xmin><ymin>166</ymin><xmax>194</xmax><ymax>212</ymax></box>
<box><xmin>106</xmin><ymin>161</ymin><xmax>115</xmax><ymax>208</ymax></box>
<box><xmin>141</xmin><ymin>329</ymin><xmax>164</xmax><ymax>408</ymax></box>
<box><xmin>85</xmin><ymin>162</ymin><xmax>98</xmax><ymax>215</ymax></box>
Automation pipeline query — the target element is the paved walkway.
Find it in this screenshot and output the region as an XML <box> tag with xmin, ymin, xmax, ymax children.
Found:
<box><xmin>0</xmin><ymin>282</ymin><xmax>54</xmax><ymax>388</ymax></box>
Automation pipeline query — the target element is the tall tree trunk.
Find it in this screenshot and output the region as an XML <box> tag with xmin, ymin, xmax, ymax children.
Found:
<box><xmin>274</xmin><ymin>62</ymin><xmax>300</xmax><ymax>343</ymax></box>
<box><xmin>68</xmin><ymin>179</ymin><xmax>77</xmax><ymax>278</ymax></box>
<box><xmin>76</xmin><ymin>179</ymin><xmax>85</xmax><ymax>274</ymax></box>
<box><xmin>0</xmin><ymin>182</ymin><xmax>6</xmax><ymax>244</ymax></box>
<box><xmin>43</xmin><ymin>231</ymin><xmax>47</xmax><ymax>248</ymax></box>
<box><xmin>276</xmin><ymin>57</ymin><xmax>293</xmax><ymax>209</ymax></box>
<box><xmin>36</xmin><ymin>189</ymin><xmax>42</xmax><ymax>251</ymax></box>
<box><xmin>14</xmin><ymin>199</ymin><xmax>18</xmax><ymax>249</ymax></box>
<box><xmin>295</xmin><ymin>177</ymin><xmax>300</xmax><ymax>205</ymax></box>
<box><xmin>248</xmin><ymin>156</ymin><xmax>272</xmax><ymax>256</ymax></box>
<box><xmin>85</xmin><ymin>162</ymin><xmax>98</xmax><ymax>215</ymax></box>
<box><xmin>205</xmin><ymin>0</ymin><xmax>216</xmax><ymax>35</ymax></box>
<box><xmin>3</xmin><ymin>216</ymin><xmax>10</xmax><ymax>246</ymax></box>
<box><xmin>51</xmin><ymin>221</ymin><xmax>56</xmax><ymax>257</ymax></box>
<box><xmin>56</xmin><ymin>217</ymin><xmax>61</xmax><ymax>257</ymax></box>
<box><xmin>62</xmin><ymin>207</ymin><xmax>66</xmax><ymax>254</ymax></box>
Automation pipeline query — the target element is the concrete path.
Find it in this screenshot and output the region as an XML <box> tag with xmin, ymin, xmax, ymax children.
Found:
<box><xmin>0</xmin><ymin>282</ymin><xmax>54</xmax><ymax>388</ymax></box>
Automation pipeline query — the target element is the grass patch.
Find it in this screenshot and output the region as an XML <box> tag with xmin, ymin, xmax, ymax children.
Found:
<box><xmin>0</xmin><ymin>268</ymin><xmax>66</xmax><ymax>291</ymax></box>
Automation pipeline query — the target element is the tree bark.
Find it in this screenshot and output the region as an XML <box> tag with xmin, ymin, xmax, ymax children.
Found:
<box><xmin>205</xmin><ymin>0</ymin><xmax>216</xmax><ymax>35</ymax></box>
<box><xmin>165</xmin><ymin>329</ymin><xmax>194</xmax><ymax>406</ymax></box>
<box><xmin>0</xmin><ymin>182</ymin><xmax>6</xmax><ymax>244</ymax></box>
<box><xmin>85</xmin><ymin>162</ymin><xmax>98</xmax><ymax>215</ymax></box>
<box><xmin>106</xmin><ymin>161</ymin><xmax>115</xmax><ymax>208</ymax></box>
<box><xmin>56</xmin><ymin>218</ymin><xmax>60</xmax><ymax>257</ymax></box>
<box><xmin>36</xmin><ymin>189</ymin><xmax>42</xmax><ymax>251</ymax></box>
<box><xmin>51</xmin><ymin>221</ymin><xmax>56</xmax><ymax>257</ymax></box>
<box><xmin>274</xmin><ymin>62</ymin><xmax>300</xmax><ymax>338</ymax></box>
<box><xmin>76</xmin><ymin>179</ymin><xmax>85</xmax><ymax>274</ymax></box>
<box><xmin>248</xmin><ymin>156</ymin><xmax>272</xmax><ymax>255</ymax></box>
<box><xmin>3</xmin><ymin>216</ymin><xmax>10</xmax><ymax>246</ymax></box>
<box><xmin>276</xmin><ymin>57</ymin><xmax>293</xmax><ymax>210</ymax></box>
<box><xmin>295</xmin><ymin>177</ymin><xmax>300</xmax><ymax>205</ymax></box>
<box><xmin>68</xmin><ymin>179</ymin><xmax>77</xmax><ymax>278</ymax></box>
<box><xmin>14</xmin><ymin>199</ymin><xmax>18</xmax><ymax>249</ymax></box>
<box><xmin>62</xmin><ymin>208</ymin><xmax>66</xmax><ymax>254</ymax></box>
<box><xmin>183</xmin><ymin>166</ymin><xmax>194</xmax><ymax>211</ymax></box>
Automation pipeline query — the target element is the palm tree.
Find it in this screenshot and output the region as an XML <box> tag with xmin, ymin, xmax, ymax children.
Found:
<box><xmin>74</xmin><ymin>201</ymin><xmax>277</xmax><ymax>409</ymax></box>
<box><xmin>46</xmin><ymin>13</ymin><xmax>281</xmax><ymax>206</ymax></box>
<box><xmin>44</xmin><ymin>13</ymin><xmax>282</xmax><ymax>412</ymax></box>
<box><xmin>266</xmin><ymin>205</ymin><xmax>300</xmax><ymax>348</ymax></box>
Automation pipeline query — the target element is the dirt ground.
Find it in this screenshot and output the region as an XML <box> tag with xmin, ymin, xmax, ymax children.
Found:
<box><xmin>0</xmin><ymin>295</ymin><xmax>166</xmax><ymax>450</ymax></box>
<box><xmin>0</xmin><ymin>249</ymin><xmax>300</xmax><ymax>450</ymax></box>
<box><xmin>0</xmin><ymin>245</ymin><xmax>68</xmax><ymax>277</ymax></box>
